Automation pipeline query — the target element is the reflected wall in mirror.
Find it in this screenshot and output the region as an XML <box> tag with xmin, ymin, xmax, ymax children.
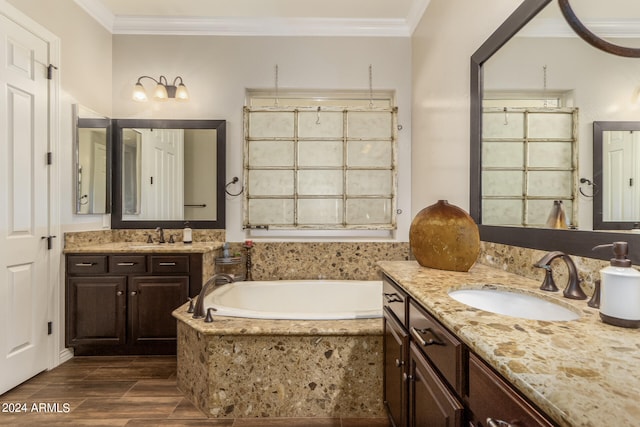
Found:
<box><xmin>479</xmin><ymin>0</ymin><xmax>640</xmax><ymax>231</ymax></box>
<box><xmin>73</xmin><ymin>104</ymin><xmax>111</xmax><ymax>214</ymax></box>
<box><xmin>593</xmin><ymin>121</ymin><xmax>640</xmax><ymax>230</ymax></box>
<box><xmin>470</xmin><ymin>0</ymin><xmax>640</xmax><ymax>265</ymax></box>
<box><xmin>112</xmin><ymin>119</ymin><xmax>226</xmax><ymax>229</ymax></box>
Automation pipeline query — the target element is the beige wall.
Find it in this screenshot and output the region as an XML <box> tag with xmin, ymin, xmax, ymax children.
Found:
<box><xmin>410</xmin><ymin>0</ymin><xmax>521</xmax><ymax>216</ymax></box>
<box><xmin>7</xmin><ymin>0</ymin><xmax>112</xmax><ymax>115</ymax></box>
<box><xmin>112</xmin><ymin>35</ymin><xmax>413</xmax><ymax>242</ymax></box>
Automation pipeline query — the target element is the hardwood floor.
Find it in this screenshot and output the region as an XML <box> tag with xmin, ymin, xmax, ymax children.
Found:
<box><xmin>0</xmin><ymin>356</ymin><xmax>390</xmax><ymax>427</ymax></box>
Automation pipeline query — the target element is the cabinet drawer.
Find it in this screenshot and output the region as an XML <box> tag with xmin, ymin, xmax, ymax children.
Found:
<box><xmin>467</xmin><ymin>352</ymin><xmax>554</xmax><ymax>427</ymax></box>
<box><xmin>383</xmin><ymin>275</ymin><xmax>408</xmax><ymax>327</ymax></box>
<box><xmin>151</xmin><ymin>255</ymin><xmax>190</xmax><ymax>273</ymax></box>
<box><xmin>409</xmin><ymin>300</ymin><xmax>463</xmax><ymax>395</ymax></box>
<box><xmin>67</xmin><ymin>255</ymin><xmax>107</xmax><ymax>275</ymax></box>
<box><xmin>109</xmin><ymin>255</ymin><xmax>147</xmax><ymax>273</ymax></box>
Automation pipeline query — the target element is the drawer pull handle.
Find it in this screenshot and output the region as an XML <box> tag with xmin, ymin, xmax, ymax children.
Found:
<box><xmin>486</xmin><ymin>419</ymin><xmax>513</xmax><ymax>427</ymax></box>
<box><xmin>75</xmin><ymin>263</ymin><xmax>96</xmax><ymax>267</ymax></box>
<box><xmin>116</xmin><ymin>291</ymin><xmax>124</xmax><ymax>296</ymax></box>
<box><xmin>402</xmin><ymin>372</ymin><xmax>414</xmax><ymax>382</ymax></box>
<box><xmin>383</xmin><ymin>292</ymin><xmax>403</xmax><ymax>303</ymax></box>
<box><xmin>158</xmin><ymin>262</ymin><xmax>177</xmax><ymax>266</ymax></box>
<box><xmin>411</xmin><ymin>327</ymin><xmax>445</xmax><ymax>347</ymax></box>
<box><xmin>117</xmin><ymin>262</ymin><xmax>137</xmax><ymax>266</ymax></box>
<box><xmin>130</xmin><ymin>291</ymin><xmax>138</xmax><ymax>296</ymax></box>
<box><xmin>394</xmin><ymin>358</ymin><xmax>404</xmax><ymax>368</ymax></box>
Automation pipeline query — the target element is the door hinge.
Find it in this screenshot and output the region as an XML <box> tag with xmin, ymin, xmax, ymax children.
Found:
<box><xmin>41</xmin><ymin>235</ymin><xmax>57</xmax><ymax>250</ymax></box>
<box><xmin>47</xmin><ymin>64</ymin><xmax>58</xmax><ymax>80</ymax></box>
<box><xmin>47</xmin><ymin>152</ymin><xmax>53</xmax><ymax>165</ymax></box>
<box><xmin>47</xmin><ymin>321</ymin><xmax>52</xmax><ymax>335</ymax></box>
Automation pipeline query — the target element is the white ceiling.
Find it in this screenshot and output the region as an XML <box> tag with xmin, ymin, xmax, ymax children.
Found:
<box><xmin>74</xmin><ymin>0</ymin><xmax>431</xmax><ymax>37</ymax></box>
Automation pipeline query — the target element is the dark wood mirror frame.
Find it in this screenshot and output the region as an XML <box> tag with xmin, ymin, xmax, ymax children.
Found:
<box><xmin>593</xmin><ymin>121</ymin><xmax>640</xmax><ymax>231</ymax></box>
<box><xmin>470</xmin><ymin>0</ymin><xmax>640</xmax><ymax>264</ymax></box>
<box><xmin>111</xmin><ymin>119</ymin><xmax>226</xmax><ymax>229</ymax></box>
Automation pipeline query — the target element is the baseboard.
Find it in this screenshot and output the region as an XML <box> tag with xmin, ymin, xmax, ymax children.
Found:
<box><xmin>59</xmin><ymin>348</ymin><xmax>74</xmax><ymax>364</ymax></box>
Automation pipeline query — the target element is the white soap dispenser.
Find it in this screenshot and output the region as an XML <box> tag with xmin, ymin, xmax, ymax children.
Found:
<box><xmin>593</xmin><ymin>242</ymin><xmax>640</xmax><ymax>328</ymax></box>
<box><xmin>183</xmin><ymin>221</ymin><xmax>192</xmax><ymax>244</ymax></box>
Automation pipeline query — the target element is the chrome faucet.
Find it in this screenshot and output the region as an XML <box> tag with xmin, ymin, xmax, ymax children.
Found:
<box><xmin>192</xmin><ymin>273</ymin><xmax>234</xmax><ymax>319</ymax></box>
<box><xmin>155</xmin><ymin>227</ymin><xmax>166</xmax><ymax>244</ymax></box>
<box><xmin>534</xmin><ymin>251</ymin><xmax>587</xmax><ymax>300</ymax></box>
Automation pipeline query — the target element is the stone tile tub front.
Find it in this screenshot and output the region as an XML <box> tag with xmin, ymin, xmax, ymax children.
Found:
<box><xmin>173</xmin><ymin>296</ymin><xmax>384</xmax><ymax>419</ymax></box>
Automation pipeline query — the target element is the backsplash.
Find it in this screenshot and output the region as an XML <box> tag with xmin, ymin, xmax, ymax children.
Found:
<box><xmin>478</xmin><ymin>241</ymin><xmax>609</xmax><ymax>296</ymax></box>
<box><xmin>63</xmin><ymin>230</ymin><xmax>609</xmax><ymax>294</ymax></box>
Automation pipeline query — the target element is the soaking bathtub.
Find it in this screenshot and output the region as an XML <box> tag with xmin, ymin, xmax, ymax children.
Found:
<box><xmin>174</xmin><ymin>279</ymin><xmax>385</xmax><ymax>418</ymax></box>
<box><xmin>204</xmin><ymin>279</ymin><xmax>382</xmax><ymax>320</ymax></box>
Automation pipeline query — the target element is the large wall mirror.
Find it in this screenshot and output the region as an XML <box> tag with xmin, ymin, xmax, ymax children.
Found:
<box><xmin>111</xmin><ymin>119</ymin><xmax>226</xmax><ymax>229</ymax></box>
<box><xmin>470</xmin><ymin>0</ymin><xmax>640</xmax><ymax>264</ymax></box>
<box><xmin>73</xmin><ymin>104</ymin><xmax>111</xmax><ymax>214</ymax></box>
<box><xmin>593</xmin><ymin>121</ymin><xmax>640</xmax><ymax>230</ymax></box>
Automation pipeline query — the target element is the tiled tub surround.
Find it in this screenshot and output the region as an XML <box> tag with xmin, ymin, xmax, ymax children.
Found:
<box><xmin>377</xmin><ymin>260</ymin><xmax>640</xmax><ymax>427</ymax></box>
<box><xmin>173</xmin><ymin>307</ymin><xmax>384</xmax><ymax>418</ymax></box>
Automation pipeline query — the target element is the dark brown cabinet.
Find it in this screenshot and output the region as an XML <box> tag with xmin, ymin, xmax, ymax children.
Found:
<box><xmin>409</xmin><ymin>343</ymin><xmax>463</xmax><ymax>427</ymax></box>
<box><xmin>383</xmin><ymin>276</ymin><xmax>409</xmax><ymax>427</ymax></box>
<box><xmin>381</xmin><ymin>273</ymin><xmax>554</xmax><ymax>427</ymax></box>
<box><xmin>66</xmin><ymin>253</ymin><xmax>202</xmax><ymax>355</ymax></box>
<box><xmin>466</xmin><ymin>353</ymin><xmax>554</xmax><ymax>427</ymax></box>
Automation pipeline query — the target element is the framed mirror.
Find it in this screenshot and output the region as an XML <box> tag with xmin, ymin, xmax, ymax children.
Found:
<box><xmin>470</xmin><ymin>0</ymin><xmax>640</xmax><ymax>264</ymax></box>
<box><xmin>73</xmin><ymin>104</ymin><xmax>111</xmax><ymax>214</ymax></box>
<box><xmin>111</xmin><ymin>119</ymin><xmax>226</xmax><ymax>229</ymax></box>
<box><xmin>593</xmin><ymin>121</ymin><xmax>640</xmax><ymax>230</ymax></box>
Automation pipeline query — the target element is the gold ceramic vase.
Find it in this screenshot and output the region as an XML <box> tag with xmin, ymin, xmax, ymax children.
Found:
<box><xmin>409</xmin><ymin>200</ymin><xmax>480</xmax><ymax>272</ymax></box>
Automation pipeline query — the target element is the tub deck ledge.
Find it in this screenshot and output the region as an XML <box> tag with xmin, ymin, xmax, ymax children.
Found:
<box><xmin>172</xmin><ymin>302</ymin><xmax>383</xmax><ymax>336</ymax></box>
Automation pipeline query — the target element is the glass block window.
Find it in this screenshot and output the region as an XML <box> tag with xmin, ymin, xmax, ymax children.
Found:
<box><xmin>481</xmin><ymin>107</ymin><xmax>578</xmax><ymax>227</ymax></box>
<box><xmin>243</xmin><ymin>99</ymin><xmax>397</xmax><ymax>230</ymax></box>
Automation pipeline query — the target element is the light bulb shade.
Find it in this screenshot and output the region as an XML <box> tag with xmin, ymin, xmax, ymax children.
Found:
<box><xmin>175</xmin><ymin>83</ymin><xmax>189</xmax><ymax>101</ymax></box>
<box><xmin>132</xmin><ymin>83</ymin><xmax>148</xmax><ymax>102</ymax></box>
<box><xmin>153</xmin><ymin>83</ymin><xmax>169</xmax><ymax>101</ymax></box>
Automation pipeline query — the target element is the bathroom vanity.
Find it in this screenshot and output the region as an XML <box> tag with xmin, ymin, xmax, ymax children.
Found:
<box><xmin>65</xmin><ymin>242</ymin><xmax>219</xmax><ymax>355</ymax></box>
<box><xmin>379</xmin><ymin>260</ymin><xmax>639</xmax><ymax>427</ymax></box>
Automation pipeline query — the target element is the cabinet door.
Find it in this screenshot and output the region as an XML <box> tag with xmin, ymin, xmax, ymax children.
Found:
<box><xmin>384</xmin><ymin>308</ymin><xmax>409</xmax><ymax>427</ymax></box>
<box><xmin>129</xmin><ymin>276</ymin><xmax>189</xmax><ymax>344</ymax></box>
<box><xmin>66</xmin><ymin>276</ymin><xmax>127</xmax><ymax>346</ymax></box>
<box><xmin>466</xmin><ymin>353</ymin><xmax>554</xmax><ymax>427</ymax></box>
<box><xmin>409</xmin><ymin>343</ymin><xmax>463</xmax><ymax>427</ymax></box>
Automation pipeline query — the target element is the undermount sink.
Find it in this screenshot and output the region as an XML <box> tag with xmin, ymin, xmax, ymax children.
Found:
<box><xmin>448</xmin><ymin>286</ymin><xmax>580</xmax><ymax>321</ymax></box>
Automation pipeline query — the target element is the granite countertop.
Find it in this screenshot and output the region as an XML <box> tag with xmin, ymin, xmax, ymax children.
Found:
<box><xmin>63</xmin><ymin>241</ymin><xmax>223</xmax><ymax>254</ymax></box>
<box><xmin>377</xmin><ymin>260</ymin><xmax>640</xmax><ymax>427</ymax></box>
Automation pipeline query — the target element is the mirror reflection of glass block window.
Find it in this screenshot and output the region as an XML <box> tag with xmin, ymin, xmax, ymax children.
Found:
<box><xmin>481</xmin><ymin>106</ymin><xmax>578</xmax><ymax>228</ymax></box>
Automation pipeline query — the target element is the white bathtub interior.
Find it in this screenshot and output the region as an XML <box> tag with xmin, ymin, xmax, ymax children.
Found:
<box><xmin>204</xmin><ymin>280</ymin><xmax>383</xmax><ymax>320</ymax></box>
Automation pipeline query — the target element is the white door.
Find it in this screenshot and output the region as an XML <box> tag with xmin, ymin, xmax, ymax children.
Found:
<box><xmin>0</xmin><ymin>13</ymin><xmax>51</xmax><ymax>394</ymax></box>
<box><xmin>603</xmin><ymin>130</ymin><xmax>636</xmax><ymax>221</ymax></box>
<box><xmin>140</xmin><ymin>129</ymin><xmax>184</xmax><ymax>220</ymax></box>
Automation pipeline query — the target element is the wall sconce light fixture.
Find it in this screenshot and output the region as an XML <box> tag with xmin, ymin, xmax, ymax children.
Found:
<box><xmin>132</xmin><ymin>75</ymin><xmax>189</xmax><ymax>102</ymax></box>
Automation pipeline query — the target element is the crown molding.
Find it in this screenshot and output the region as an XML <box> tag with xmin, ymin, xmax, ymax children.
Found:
<box><xmin>112</xmin><ymin>16</ymin><xmax>411</xmax><ymax>37</ymax></box>
<box><xmin>74</xmin><ymin>0</ymin><xmax>115</xmax><ymax>32</ymax></box>
<box><xmin>518</xmin><ymin>17</ymin><xmax>640</xmax><ymax>38</ymax></box>
<box><xmin>74</xmin><ymin>0</ymin><xmax>427</xmax><ymax>37</ymax></box>
<box><xmin>407</xmin><ymin>0</ymin><xmax>431</xmax><ymax>35</ymax></box>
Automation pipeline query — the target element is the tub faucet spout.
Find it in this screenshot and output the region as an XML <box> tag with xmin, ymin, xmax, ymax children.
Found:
<box><xmin>192</xmin><ymin>273</ymin><xmax>234</xmax><ymax>319</ymax></box>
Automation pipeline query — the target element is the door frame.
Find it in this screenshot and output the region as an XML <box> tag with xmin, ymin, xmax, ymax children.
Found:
<box><xmin>0</xmin><ymin>0</ymin><xmax>62</xmax><ymax>370</ymax></box>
